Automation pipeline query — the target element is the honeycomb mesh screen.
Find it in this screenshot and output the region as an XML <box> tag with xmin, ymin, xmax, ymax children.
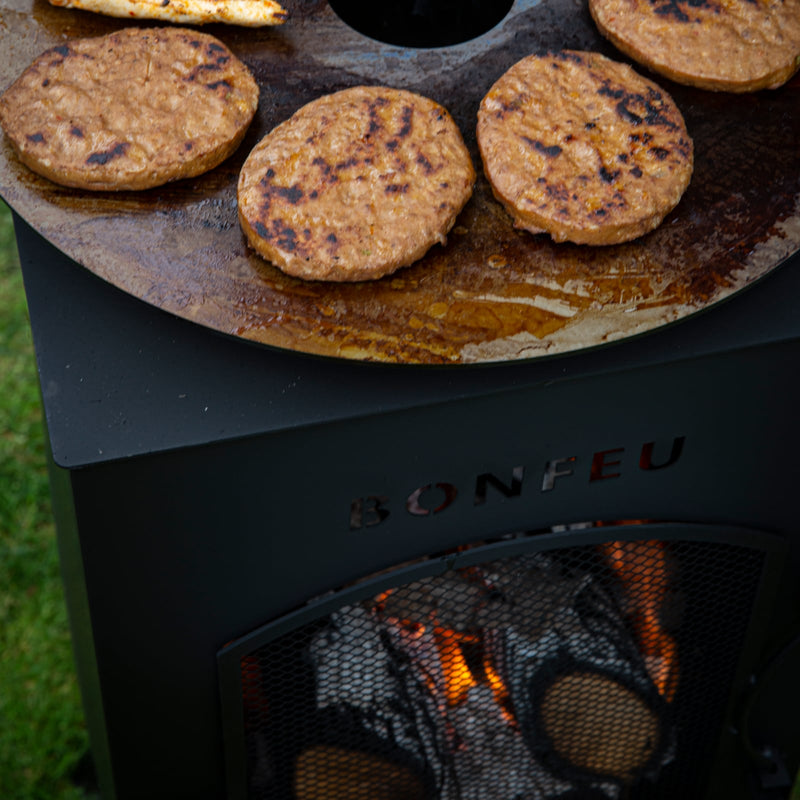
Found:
<box><xmin>237</xmin><ymin>538</ymin><xmax>765</xmax><ymax>799</ymax></box>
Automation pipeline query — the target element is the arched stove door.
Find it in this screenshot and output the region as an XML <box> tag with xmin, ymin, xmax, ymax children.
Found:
<box><xmin>218</xmin><ymin>522</ymin><xmax>786</xmax><ymax>800</ymax></box>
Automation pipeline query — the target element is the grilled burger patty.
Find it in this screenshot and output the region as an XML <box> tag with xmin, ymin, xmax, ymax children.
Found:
<box><xmin>0</xmin><ymin>27</ymin><xmax>258</xmax><ymax>191</ymax></box>
<box><xmin>237</xmin><ymin>86</ymin><xmax>475</xmax><ymax>282</ymax></box>
<box><xmin>476</xmin><ymin>51</ymin><xmax>693</xmax><ymax>246</ymax></box>
<box><xmin>589</xmin><ymin>0</ymin><xmax>800</xmax><ymax>92</ymax></box>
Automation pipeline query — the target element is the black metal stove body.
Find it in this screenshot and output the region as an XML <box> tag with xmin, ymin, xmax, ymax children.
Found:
<box><xmin>15</xmin><ymin>215</ymin><xmax>800</xmax><ymax>800</ymax></box>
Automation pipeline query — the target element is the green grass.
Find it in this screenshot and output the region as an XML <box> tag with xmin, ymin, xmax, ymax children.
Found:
<box><xmin>0</xmin><ymin>199</ymin><xmax>89</xmax><ymax>799</ymax></box>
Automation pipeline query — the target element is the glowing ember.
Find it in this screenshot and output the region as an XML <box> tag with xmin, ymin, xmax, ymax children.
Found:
<box><xmin>600</xmin><ymin>539</ymin><xmax>680</xmax><ymax>702</ymax></box>
<box><xmin>433</xmin><ymin>627</ymin><xmax>479</xmax><ymax>707</ymax></box>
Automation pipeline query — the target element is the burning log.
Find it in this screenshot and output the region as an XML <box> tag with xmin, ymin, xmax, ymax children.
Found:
<box><xmin>302</xmin><ymin>550</ymin><xmax>674</xmax><ymax>799</ymax></box>
<box><xmin>540</xmin><ymin>672</ymin><xmax>660</xmax><ymax>782</ymax></box>
<box><xmin>295</xmin><ymin>745</ymin><xmax>425</xmax><ymax>800</ymax></box>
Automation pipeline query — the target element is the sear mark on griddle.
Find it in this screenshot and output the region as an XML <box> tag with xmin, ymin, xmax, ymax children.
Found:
<box><xmin>673</xmin><ymin>136</ymin><xmax>693</xmax><ymax>160</ymax></box>
<box><xmin>256</xmin><ymin>168</ymin><xmax>309</xmax><ymax>213</ymax></box>
<box><xmin>522</xmin><ymin>136</ymin><xmax>563</xmax><ymax>157</ymax></box>
<box><xmin>599</xmin><ymin>165</ymin><xmax>621</xmax><ymax>183</ymax></box>
<box><xmin>276</xmin><ymin>184</ymin><xmax>304</xmax><ymax>203</ymax></box>
<box><xmin>542</xmin><ymin>180</ymin><xmax>570</xmax><ymax>202</ymax></box>
<box><xmin>366</xmin><ymin>96</ymin><xmax>389</xmax><ymax>136</ymax></box>
<box><xmin>554</xmin><ymin>51</ymin><xmax>585</xmax><ymax>66</ymax></box>
<box><xmin>273</xmin><ymin>221</ymin><xmax>298</xmax><ymax>252</ymax></box>
<box><xmin>416</xmin><ymin>152</ymin><xmax>435</xmax><ymax>174</ymax></box>
<box><xmin>84</xmin><ymin>142</ymin><xmax>129</xmax><ymax>165</ymax></box>
<box><xmin>492</xmin><ymin>94</ymin><xmax>528</xmax><ymax>119</ymax></box>
<box><xmin>397</xmin><ymin>105</ymin><xmax>413</xmax><ymax>139</ymax></box>
<box><xmin>311</xmin><ymin>156</ymin><xmax>338</xmax><ymax>184</ymax></box>
<box><xmin>650</xmin><ymin>0</ymin><xmax>714</xmax><ymax>21</ymax></box>
<box><xmin>44</xmin><ymin>43</ymin><xmax>78</xmax><ymax>67</ymax></box>
<box><xmin>325</xmin><ymin>231</ymin><xmax>340</xmax><ymax>257</ymax></box>
<box><xmin>207</xmin><ymin>79</ymin><xmax>232</xmax><ymax>93</ymax></box>
<box><xmin>630</xmin><ymin>131</ymin><xmax>654</xmax><ymax>145</ymax></box>
<box><xmin>86</xmin><ymin>142</ymin><xmax>129</xmax><ymax>165</ymax></box>
<box><xmin>598</xmin><ymin>82</ymin><xmax>679</xmax><ymax>130</ymax></box>
<box><xmin>649</xmin><ymin>146</ymin><xmax>671</xmax><ymax>160</ymax></box>
<box><xmin>254</xmin><ymin>219</ymin><xmax>305</xmax><ymax>255</ymax></box>
<box><xmin>259</xmin><ymin>178</ymin><xmax>305</xmax><ymax>208</ymax></box>
<box><xmin>185</xmin><ymin>61</ymin><xmax>227</xmax><ymax>83</ymax></box>
<box><xmin>45</xmin><ymin>44</ymin><xmax>74</xmax><ymax>63</ymax></box>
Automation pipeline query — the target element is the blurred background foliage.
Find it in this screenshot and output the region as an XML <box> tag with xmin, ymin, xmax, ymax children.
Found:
<box><xmin>0</xmin><ymin>199</ymin><xmax>90</xmax><ymax>799</ymax></box>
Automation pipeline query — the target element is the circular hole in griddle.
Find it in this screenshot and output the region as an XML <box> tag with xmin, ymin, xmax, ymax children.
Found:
<box><xmin>328</xmin><ymin>0</ymin><xmax>514</xmax><ymax>48</ymax></box>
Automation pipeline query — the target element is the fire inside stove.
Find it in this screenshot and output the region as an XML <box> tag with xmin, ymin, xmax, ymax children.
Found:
<box><xmin>233</xmin><ymin>534</ymin><xmax>763</xmax><ymax>800</ymax></box>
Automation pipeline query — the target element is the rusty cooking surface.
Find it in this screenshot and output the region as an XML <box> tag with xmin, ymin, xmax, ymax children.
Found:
<box><xmin>1</xmin><ymin>0</ymin><xmax>799</xmax><ymax>364</ymax></box>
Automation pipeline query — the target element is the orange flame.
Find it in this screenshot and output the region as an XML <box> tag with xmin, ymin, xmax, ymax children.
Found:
<box><xmin>376</xmin><ymin>580</ymin><xmax>516</xmax><ymax>724</ymax></box>
<box><xmin>432</xmin><ymin>626</ymin><xmax>517</xmax><ymax>724</ymax></box>
<box><xmin>601</xmin><ymin>539</ymin><xmax>679</xmax><ymax>702</ymax></box>
<box><xmin>433</xmin><ymin>627</ymin><xmax>479</xmax><ymax>706</ymax></box>
<box><xmin>482</xmin><ymin>650</ymin><xmax>515</xmax><ymax>725</ymax></box>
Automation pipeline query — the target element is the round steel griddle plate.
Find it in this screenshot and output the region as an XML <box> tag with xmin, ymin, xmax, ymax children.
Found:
<box><xmin>1</xmin><ymin>0</ymin><xmax>799</xmax><ymax>364</ymax></box>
